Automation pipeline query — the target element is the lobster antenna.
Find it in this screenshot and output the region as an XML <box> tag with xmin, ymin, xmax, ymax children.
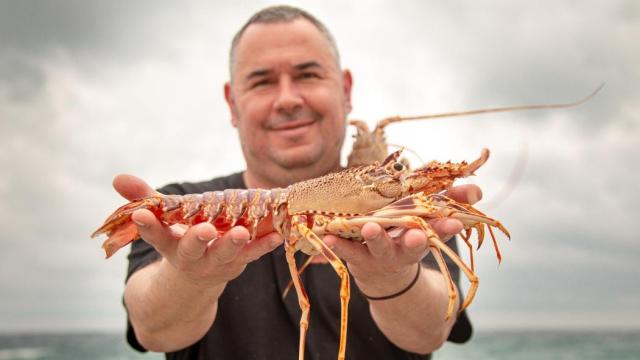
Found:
<box><xmin>375</xmin><ymin>83</ymin><xmax>605</xmax><ymax>132</ymax></box>
<box><xmin>482</xmin><ymin>141</ymin><xmax>529</xmax><ymax>210</ymax></box>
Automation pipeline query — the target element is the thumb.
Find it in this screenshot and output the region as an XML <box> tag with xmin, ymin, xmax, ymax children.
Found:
<box><xmin>113</xmin><ymin>174</ymin><xmax>157</xmax><ymax>201</ymax></box>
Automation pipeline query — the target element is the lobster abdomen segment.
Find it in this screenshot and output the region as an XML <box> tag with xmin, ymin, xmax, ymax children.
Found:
<box><xmin>92</xmin><ymin>188</ymin><xmax>287</xmax><ymax>258</ymax></box>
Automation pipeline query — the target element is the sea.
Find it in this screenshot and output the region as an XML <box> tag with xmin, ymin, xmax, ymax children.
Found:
<box><xmin>0</xmin><ymin>330</ymin><xmax>638</xmax><ymax>360</ymax></box>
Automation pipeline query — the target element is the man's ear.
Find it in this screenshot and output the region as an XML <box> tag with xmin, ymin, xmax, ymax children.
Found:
<box><xmin>224</xmin><ymin>82</ymin><xmax>238</xmax><ymax>128</ymax></box>
<box><xmin>342</xmin><ymin>69</ymin><xmax>353</xmax><ymax>114</ymax></box>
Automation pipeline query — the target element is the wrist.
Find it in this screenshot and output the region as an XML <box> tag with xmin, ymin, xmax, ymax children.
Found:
<box><xmin>159</xmin><ymin>258</ymin><xmax>227</xmax><ymax>293</ymax></box>
<box><xmin>356</xmin><ymin>263</ymin><xmax>422</xmax><ymax>300</ymax></box>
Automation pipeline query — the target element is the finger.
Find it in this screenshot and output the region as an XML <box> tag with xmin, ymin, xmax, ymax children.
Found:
<box><xmin>323</xmin><ymin>234</ymin><xmax>369</xmax><ymax>265</ymax></box>
<box><xmin>445</xmin><ymin>184</ymin><xmax>482</xmax><ymax>205</ymax></box>
<box><xmin>113</xmin><ymin>174</ymin><xmax>158</xmax><ymax>201</ymax></box>
<box><xmin>240</xmin><ymin>232</ymin><xmax>283</xmax><ymax>262</ymax></box>
<box><xmin>176</xmin><ymin>222</ymin><xmax>218</xmax><ymax>262</ymax></box>
<box><xmin>360</xmin><ymin>222</ymin><xmax>393</xmax><ymax>259</ymax></box>
<box><xmin>131</xmin><ymin>209</ymin><xmax>178</xmax><ymax>255</ymax></box>
<box><xmin>430</xmin><ymin>218</ymin><xmax>464</xmax><ymax>241</ymax></box>
<box><xmin>206</xmin><ymin>226</ymin><xmax>250</xmax><ymax>265</ymax></box>
<box><xmin>400</xmin><ymin>229</ymin><xmax>428</xmax><ymax>258</ymax></box>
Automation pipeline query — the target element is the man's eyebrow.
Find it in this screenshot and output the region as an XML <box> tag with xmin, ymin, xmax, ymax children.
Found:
<box><xmin>245</xmin><ymin>62</ymin><xmax>322</xmax><ymax>81</ymax></box>
<box><xmin>294</xmin><ymin>61</ymin><xmax>322</xmax><ymax>71</ymax></box>
<box><xmin>246</xmin><ymin>68</ymin><xmax>271</xmax><ymax>81</ymax></box>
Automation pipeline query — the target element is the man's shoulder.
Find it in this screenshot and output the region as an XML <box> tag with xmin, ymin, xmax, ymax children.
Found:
<box><xmin>157</xmin><ymin>172</ymin><xmax>246</xmax><ymax>195</ymax></box>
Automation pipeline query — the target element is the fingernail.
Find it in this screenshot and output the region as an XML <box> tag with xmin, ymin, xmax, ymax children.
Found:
<box><xmin>231</xmin><ymin>236</ymin><xmax>243</xmax><ymax>246</ymax></box>
<box><xmin>133</xmin><ymin>219</ymin><xmax>146</xmax><ymax>227</ymax></box>
<box><xmin>197</xmin><ymin>234</ymin><xmax>211</xmax><ymax>242</ymax></box>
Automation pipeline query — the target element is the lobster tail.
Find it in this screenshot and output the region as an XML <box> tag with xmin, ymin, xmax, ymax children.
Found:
<box><xmin>91</xmin><ymin>197</ymin><xmax>162</xmax><ymax>258</ymax></box>
<box><xmin>101</xmin><ymin>222</ymin><xmax>139</xmax><ymax>258</ymax></box>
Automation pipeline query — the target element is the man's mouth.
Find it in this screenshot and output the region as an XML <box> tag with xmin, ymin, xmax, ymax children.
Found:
<box><xmin>268</xmin><ymin>118</ymin><xmax>317</xmax><ymax>131</ymax></box>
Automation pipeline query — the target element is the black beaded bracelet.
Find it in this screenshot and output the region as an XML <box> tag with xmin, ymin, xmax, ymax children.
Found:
<box><xmin>360</xmin><ymin>263</ymin><xmax>422</xmax><ymax>301</ymax></box>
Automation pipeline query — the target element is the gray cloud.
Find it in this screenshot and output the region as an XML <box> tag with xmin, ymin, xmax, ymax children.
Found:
<box><xmin>0</xmin><ymin>57</ymin><xmax>45</xmax><ymax>102</ymax></box>
<box><xmin>0</xmin><ymin>1</ymin><xmax>189</xmax><ymax>58</ymax></box>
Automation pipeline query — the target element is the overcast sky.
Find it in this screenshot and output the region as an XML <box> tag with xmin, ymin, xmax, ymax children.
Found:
<box><xmin>1</xmin><ymin>0</ymin><xmax>638</xmax><ymax>334</ymax></box>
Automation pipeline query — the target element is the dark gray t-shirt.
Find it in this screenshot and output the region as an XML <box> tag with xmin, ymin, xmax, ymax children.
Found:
<box><xmin>125</xmin><ymin>172</ymin><xmax>472</xmax><ymax>360</ymax></box>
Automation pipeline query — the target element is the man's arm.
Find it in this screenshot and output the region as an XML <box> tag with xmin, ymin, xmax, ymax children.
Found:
<box><xmin>115</xmin><ymin>175</ymin><xmax>283</xmax><ymax>352</ymax></box>
<box><xmin>324</xmin><ymin>184</ymin><xmax>481</xmax><ymax>354</ymax></box>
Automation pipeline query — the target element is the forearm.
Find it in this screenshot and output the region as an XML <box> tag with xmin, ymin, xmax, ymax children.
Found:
<box><xmin>358</xmin><ymin>266</ymin><xmax>458</xmax><ymax>354</ymax></box>
<box><xmin>124</xmin><ymin>258</ymin><xmax>226</xmax><ymax>352</ymax></box>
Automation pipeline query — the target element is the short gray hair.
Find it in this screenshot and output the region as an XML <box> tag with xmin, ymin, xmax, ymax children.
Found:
<box><xmin>228</xmin><ymin>5</ymin><xmax>341</xmax><ymax>79</ymax></box>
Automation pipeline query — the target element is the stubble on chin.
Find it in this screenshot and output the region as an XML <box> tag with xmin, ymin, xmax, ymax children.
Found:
<box><xmin>277</xmin><ymin>136</ymin><xmax>344</xmax><ymax>174</ymax></box>
<box><xmin>270</xmin><ymin>144</ymin><xmax>324</xmax><ymax>170</ymax></box>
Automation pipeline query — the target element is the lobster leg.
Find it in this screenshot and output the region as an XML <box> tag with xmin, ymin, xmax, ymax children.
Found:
<box><xmin>423</xmin><ymin>226</ymin><xmax>479</xmax><ymax>312</ymax></box>
<box><xmin>325</xmin><ymin>214</ymin><xmax>477</xmax><ymax>318</ymax></box>
<box><xmin>284</xmin><ymin>240</ymin><xmax>311</xmax><ymax>360</ymax></box>
<box><xmin>290</xmin><ymin>215</ymin><xmax>350</xmax><ymax>360</ymax></box>
<box><xmin>282</xmin><ymin>255</ymin><xmax>315</xmax><ymax>300</ymax></box>
<box><xmin>373</xmin><ymin>193</ymin><xmax>509</xmax><ymax>264</ymax></box>
<box><xmin>428</xmin><ymin>241</ymin><xmax>459</xmax><ymax>319</ymax></box>
<box><xmin>451</xmin><ymin>202</ymin><xmax>503</xmax><ymax>264</ymax></box>
<box><xmin>459</xmin><ymin>230</ymin><xmax>475</xmax><ymax>272</ymax></box>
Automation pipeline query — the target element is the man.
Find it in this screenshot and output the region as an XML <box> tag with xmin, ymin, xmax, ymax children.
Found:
<box><xmin>116</xmin><ymin>5</ymin><xmax>475</xmax><ymax>359</ymax></box>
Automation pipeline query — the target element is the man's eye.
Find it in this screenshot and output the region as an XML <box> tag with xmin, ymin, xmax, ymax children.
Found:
<box><xmin>299</xmin><ymin>72</ymin><xmax>319</xmax><ymax>80</ymax></box>
<box><xmin>251</xmin><ymin>79</ymin><xmax>271</xmax><ymax>88</ymax></box>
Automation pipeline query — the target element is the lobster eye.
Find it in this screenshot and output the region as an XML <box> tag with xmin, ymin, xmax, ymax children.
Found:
<box><xmin>393</xmin><ymin>162</ymin><xmax>404</xmax><ymax>171</ymax></box>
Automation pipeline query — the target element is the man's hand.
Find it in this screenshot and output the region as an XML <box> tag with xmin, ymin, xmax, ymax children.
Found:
<box><xmin>114</xmin><ymin>174</ymin><xmax>283</xmax><ymax>286</ymax></box>
<box><xmin>323</xmin><ymin>184</ymin><xmax>481</xmax><ymax>298</ymax></box>
<box><xmin>114</xmin><ymin>174</ymin><xmax>283</xmax><ymax>352</ymax></box>
<box><xmin>323</xmin><ymin>184</ymin><xmax>482</xmax><ymax>353</ymax></box>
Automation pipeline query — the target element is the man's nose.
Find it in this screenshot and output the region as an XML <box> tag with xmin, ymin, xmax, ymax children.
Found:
<box><xmin>273</xmin><ymin>77</ymin><xmax>303</xmax><ymax>112</ymax></box>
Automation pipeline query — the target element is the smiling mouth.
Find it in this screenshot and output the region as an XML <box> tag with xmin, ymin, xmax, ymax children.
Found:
<box><xmin>269</xmin><ymin>119</ymin><xmax>317</xmax><ymax>131</ymax></box>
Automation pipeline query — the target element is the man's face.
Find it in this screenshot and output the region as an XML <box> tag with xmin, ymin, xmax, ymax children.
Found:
<box><xmin>225</xmin><ymin>19</ymin><xmax>352</xmax><ymax>184</ymax></box>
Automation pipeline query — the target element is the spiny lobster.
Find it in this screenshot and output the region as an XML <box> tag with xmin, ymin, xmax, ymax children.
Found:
<box><xmin>92</xmin><ymin>85</ymin><xmax>602</xmax><ymax>360</ymax></box>
<box><xmin>93</xmin><ymin>148</ymin><xmax>506</xmax><ymax>360</ymax></box>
